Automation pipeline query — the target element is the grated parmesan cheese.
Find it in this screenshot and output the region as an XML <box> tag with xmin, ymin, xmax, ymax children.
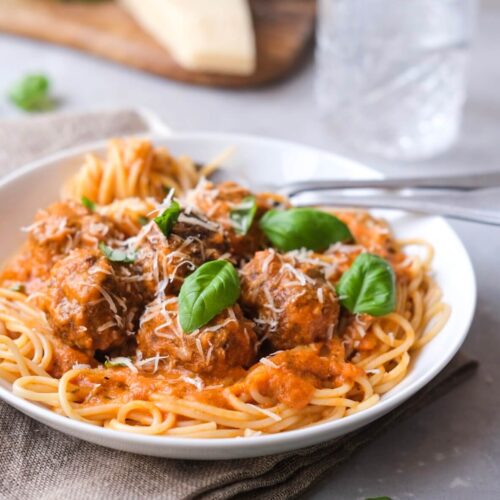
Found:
<box><xmin>281</xmin><ymin>263</ymin><xmax>314</xmax><ymax>286</ymax></box>
<box><xmin>263</xmin><ymin>285</ymin><xmax>283</xmax><ymax>314</ymax></box>
<box><xmin>259</xmin><ymin>357</ymin><xmax>279</xmax><ymax>369</ymax></box>
<box><xmin>326</xmin><ymin>324</ymin><xmax>334</xmax><ymax>340</ymax></box>
<box><xmin>195</xmin><ymin>337</ymin><xmax>205</xmax><ymax>362</ymax></box>
<box><xmin>261</xmin><ymin>249</ymin><xmax>276</xmax><ymax>274</ymax></box>
<box><xmin>178</xmin><ymin>213</ymin><xmax>219</xmax><ymax>231</ymax></box>
<box><xmin>136</xmin><ymin>353</ymin><xmax>168</xmax><ymax>373</ymax></box>
<box><xmin>181</xmin><ymin>375</ymin><xmax>205</xmax><ymax>391</ymax></box>
<box><xmin>90</xmin><ymin>284</ymin><xmax>118</xmax><ymax>314</ymax></box>
<box><xmin>97</xmin><ymin>320</ymin><xmax>117</xmax><ymax>332</ymax></box>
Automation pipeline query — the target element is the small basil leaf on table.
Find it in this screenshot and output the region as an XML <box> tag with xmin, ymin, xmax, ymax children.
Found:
<box><xmin>99</xmin><ymin>242</ymin><xmax>137</xmax><ymax>264</ymax></box>
<box><xmin>154</xmin><ymin>200</ymin><xmax>181</xmax><ymax>236</ymax></box>
<box><xmin>259</xmin><ymin>208</ymin><xmax>353</xmax><ymax>251</ymax></box>
<box><xmin>230</xmin><ymin>196</ymin><xmax>257</xmax><ymax>235</ymax></box>
<box><xmin>179</xmin><ymin>260</ymin><xmax>240</xmax><ymax>333</ymax></box>
<box><xmin>81</xmin><ymin>195</ymin><xmax>96</xmax><ymax>211</ymax></box>
<box><xmin>8</xmin><ymin>74</ymin><xmax>54</xmax><ymax>112</ymax></box>
<box><xmin>336</xmin><ymin>253</ymin><xmax>396</xmax><ymax>316</ymax></box>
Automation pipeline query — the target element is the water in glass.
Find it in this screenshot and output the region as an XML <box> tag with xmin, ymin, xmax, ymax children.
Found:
<box><xmin>315</xmin><ymin>0</ymin><xmax>477</xmax><ymax>160</ymax></box>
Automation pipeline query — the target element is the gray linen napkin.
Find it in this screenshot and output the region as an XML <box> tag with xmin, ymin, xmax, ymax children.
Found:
<box><xmin>0</xmin><ymin>109</ymin><xmax>478</xmax><ymax>500</ymax></box>
<box><xmin>0</xmin><ymin>108</ymin><xmax>152</xmax><ymax>173</ymax></box>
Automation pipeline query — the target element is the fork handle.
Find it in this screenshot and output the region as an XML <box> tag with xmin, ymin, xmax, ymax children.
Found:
<box><xmin>279</xmin><ymin>170</ymin><xmax>500</xmax><ymax>197</ymax></box>
<box><xmin>292</xmin><ymin>192</ymin><xmax>500</xmax><ymax>226</ymax></box>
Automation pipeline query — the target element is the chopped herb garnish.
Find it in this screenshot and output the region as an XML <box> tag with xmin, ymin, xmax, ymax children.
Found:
<box><xmin>8</xmin><ymin>74</ymin><xmax>54</xmax><ymax>112</ymax></box>
<box><xmin>104</xmin><ymin>360</ymin><xmax>125</xmax><ymax>368</ymax></box>
<box><xmin>81</xmin><ymin>195</ymin><xmax>96</xmax><ymax>211</ymax></box>
<box><xmin>154</xmin><ymin>200</ymin><xmax>181</xmax><ymax>237</ymax></box>
<box><xmin>138</xmin><ymin>215</ymin><xmax>149</xmax><ymax>226</ymax></box>
<box><xmin>104</xmin><ymin>357</ymin><xmax>138</xmax><ymax>373</ymax></box>
<box><xmin>10</xmin><ymin>283</ymin><xmax>25</xmax><ymax>293</ymax></box>
<box><xmin>230</xmin><ymin>196</ymin><xmax>257</xmax><ymax>235</ymax></box>
<box><xmin>99</xmin><ymin>242</ymin><xmax>136</xmax><ymax>263</ymax></box>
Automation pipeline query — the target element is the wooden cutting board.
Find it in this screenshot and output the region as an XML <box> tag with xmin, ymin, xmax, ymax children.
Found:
<box><xmin>0</xmin><ymin>0</ymin><xmax>316</xmax><ymax>88</ymax></box>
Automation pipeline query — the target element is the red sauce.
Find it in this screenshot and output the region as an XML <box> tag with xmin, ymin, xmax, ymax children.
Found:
<box><xmin>0</xmin><ymin>189</ymin><xmax>407</xmax><ymax>413</ymax></box>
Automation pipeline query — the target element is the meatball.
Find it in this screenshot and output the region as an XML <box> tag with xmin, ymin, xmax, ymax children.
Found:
<box><xmin>137</xmin><ymin>297</ymin><xmax>257</xmax><ymax>374</ymax></box>
<box><xmin>0</xmin><ymin>200</ymin><xmax>125</xmax><ymax>293</ymax></box>
<box><xmin>135</xmin><ymin>216</ymin><xmax>226</xmax><ymax>296</ymax></box>
<box><xmin>240</xmin><ymin>249</ymin><xmax>340</xmax><ymax>350</ymax></box>
<box><xmin>27</xmin><ymin>200</ymin><xmax>125</xmax><ymax>252</ymax></box>
<box><xmin>44</xmin><ymin>247</ymin><xmax>145</xmax><ymax>354</ymax></box>
<box><xmin>184</xmin><ymin>181</ymin><xmax>269</xmax><ymax>259</ymax></box>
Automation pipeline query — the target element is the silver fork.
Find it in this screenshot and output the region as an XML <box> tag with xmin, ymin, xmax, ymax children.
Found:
<box><xmin>274</xmin><ymin>170</ymin><xmax>500</xmax><ymax>197</ymax></box>
<box><xmin>210</xmin><ymin>169</ymin><xmax>500</xmax><ymax>226</ymax></box>
<box><xmin>290</xmin><ymin>187</ymin><xmax>500</xmax><ymax>226</ymax></box>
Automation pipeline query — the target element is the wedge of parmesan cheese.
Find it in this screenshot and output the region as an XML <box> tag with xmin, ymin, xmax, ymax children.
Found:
<box><xmin>120</xmin><ymin>0</ymin><xmax>256</xmax><ymax>76</ymax></box>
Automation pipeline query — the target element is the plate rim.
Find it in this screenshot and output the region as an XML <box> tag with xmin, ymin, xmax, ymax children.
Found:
<box><xmin>0</xmin><ymin>131</ymin><xmax>477</xmax><ymax>458</ymax></box>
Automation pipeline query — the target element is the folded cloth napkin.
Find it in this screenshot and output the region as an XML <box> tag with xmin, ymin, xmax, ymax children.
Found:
<box><xmin>0</xmin><ymin>109</ymin><xmax>478</xmax><ymax>500</ymax></box>
<box><xmin>0</xmin><ymin>108</ymin><xmax>151</xmax><ymax>174</ymax></box>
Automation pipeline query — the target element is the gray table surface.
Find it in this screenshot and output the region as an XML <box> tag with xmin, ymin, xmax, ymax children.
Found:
<box><xmin>0</xmin><ymin>0</ymin><xmax>499</xmax><ymax>499</ymax></box>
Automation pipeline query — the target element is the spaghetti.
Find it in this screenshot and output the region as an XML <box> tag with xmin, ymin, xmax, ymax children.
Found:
<box><xmin>62</xmin><ymin>138</ymin><xmax>218</xmax><ymax>204</ymax></box>
<box><xmin>0</xmin><ymin>139</ymin><xmax>450</xmax><ymax>438</ymax></box>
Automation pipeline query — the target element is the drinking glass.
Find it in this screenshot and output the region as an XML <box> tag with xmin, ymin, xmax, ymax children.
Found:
<box><xmin>315</xmin><ymin>0</ymin><xmax>478</xmax><ymax>161</ymax></box>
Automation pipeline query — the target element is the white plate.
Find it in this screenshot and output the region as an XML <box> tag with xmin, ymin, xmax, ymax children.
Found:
<box><xmin>0</xmin><ymin>131</ymin><xmax>476</xmax><ymax>459</ymax></box>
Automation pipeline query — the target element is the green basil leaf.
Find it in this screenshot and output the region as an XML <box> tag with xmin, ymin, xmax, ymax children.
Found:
<box><xmin>8</xmin><ymin>74</ymin><xmax>54</xmax><ymax>112</ymax></box>
<box><xmin>259</xmin><ymin>208</ymin><xmax>352</xmax><ymax>251</ymax></box>
<box><xmin>81</xmin><ymin>195</ymin><xmax>96</xmax><ymax>212</ymax></box>
<box><xmin>179</xmin><ymin>260</ymin><xmax>240</xmax><ymax>333</ymax></box>
<box><xmin>336</xmin><ymin>253</ymin><xmax>395</xmax><ymax>316</ymax></box>
<box><xmin>154</xmin><ymin>200</ymin><xmax>181</xmax><ymax>237</ymax></box>
<box><xmin>99</xmin><ymin>242</ymin><xmax>136</xmax><ymax>263</ymax></box>
<box><xmin>230</xmin><ymin>196</ymin><xmax>257</xmax><ymax>235</ymax></box>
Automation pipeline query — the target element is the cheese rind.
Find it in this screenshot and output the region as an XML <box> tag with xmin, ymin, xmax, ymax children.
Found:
<box><xmin>120</xmin><ymin>0</ymin><xmax>256</xmax><ymax>76</ymax></box>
